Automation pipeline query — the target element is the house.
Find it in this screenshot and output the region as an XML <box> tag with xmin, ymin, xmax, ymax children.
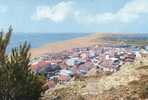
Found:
<box><xmin>47</xmin><ymin>80</ymin><xmax>55</xmax><ymax>89</ymax></box>
<box><xmin>66</xmin><ymin>58</ymin><xmax>79</xmax><ymax>66</ymax></box>
<box><xmin>57</xmin><ymin>69</ymin><xmax>73</xmax><ymax>82</ymax></box>
<box><xmin>144</xmin><ymin>46</ymin><xmax>148</xmax><ymax>51</ymax></box>
<box><xmin>66</xmin><ymin>57</ymin><xmax>85</xmax><ymax>66</ymax></box>
<box><xmin>131</xmin><ymin>47</ymin><xmax>141</xmax><ymax>58</ymax></box>
<box><xmin>58</xmin><ymin>75</ymin><xmax>70</xmax><ymax>82</ymax></box>
<box><xmin>140</xmin><ymin>49</ymin><xmax>148</xmax><ymax>57</ymax></box>
<box><xmin>89</xmin><ymin>50</ymin><xmax>96</xmax><ymax>58</ymax></box>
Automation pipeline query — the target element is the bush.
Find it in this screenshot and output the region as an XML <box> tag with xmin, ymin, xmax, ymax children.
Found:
<box><xmin>0</xmin><ymin>26</ymin><xmax>42</xmax><ymax>100</ymax></box>
<box><xmin>141</xmin><ymin>84</ymin><xmax>148</xmax><ymax>98</ymax></box>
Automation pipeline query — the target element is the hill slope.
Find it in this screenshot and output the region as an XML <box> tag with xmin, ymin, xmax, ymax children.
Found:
<box><xmin>42</xmin><ymin>57</ymin><xmax>148</xmax><ymax>100</ymax></box>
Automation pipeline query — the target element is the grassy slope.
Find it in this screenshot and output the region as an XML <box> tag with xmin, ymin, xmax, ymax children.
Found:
<box><xmin>42</xmin><ymin>57</ymin><xmax>148</xmax><ymax>100</ymax></box>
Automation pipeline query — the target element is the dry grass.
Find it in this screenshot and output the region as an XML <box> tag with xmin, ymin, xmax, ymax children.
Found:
<box><xmin>42</xmin><ymin>81</ymin><xmax>86</xmax><ymax>100</ymax></box>
<box><xmin>136</xmin><ymin>65</ymin><xmax>148</xmax><ymax>70</ymax></box>
<box><xmin>41</xmin><ymin>54</ymin><xmax>148</xmax><ymax>100</ymax></box>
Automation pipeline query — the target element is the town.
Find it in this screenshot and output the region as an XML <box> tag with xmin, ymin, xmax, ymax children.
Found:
<box><xmin>30</xmin><ymin>45</ymin><xmax>148</xmax><ymax>89</ymax></box>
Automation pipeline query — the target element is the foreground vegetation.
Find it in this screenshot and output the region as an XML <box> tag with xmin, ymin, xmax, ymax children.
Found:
<box><xmin>0</xmin><ymin>27</ymin><xmax>42</xmax><ymax>100</ymax></box>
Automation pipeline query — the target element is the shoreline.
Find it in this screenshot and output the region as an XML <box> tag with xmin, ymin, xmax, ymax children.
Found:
<box><xmin>30</xmin><ymin>32</ymin><xmax>141</xmax><ymax>58</ymax></box>
<box><xmin>30</xmin><ymin>33</ymin><xmax>100</xmax><ymax>58</ymax></box>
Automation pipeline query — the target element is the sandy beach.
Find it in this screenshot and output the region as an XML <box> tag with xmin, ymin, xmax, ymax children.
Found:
<box><xmin>30</xmin><ymin>33</ymin><xmax>103</xmax><ymax>57</ymax></box>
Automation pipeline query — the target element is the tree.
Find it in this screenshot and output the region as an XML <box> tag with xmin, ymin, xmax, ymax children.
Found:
<box><xmin>0</xmin><ymin>26</ymin><xmax>42</xmax><ymax>100</ymax></box>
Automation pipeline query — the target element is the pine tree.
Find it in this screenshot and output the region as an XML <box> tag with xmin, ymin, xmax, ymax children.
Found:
<box><xmin>0</xmin><ymin>26</ymin><xmax>42</xmax><ymax>100</ymax></box>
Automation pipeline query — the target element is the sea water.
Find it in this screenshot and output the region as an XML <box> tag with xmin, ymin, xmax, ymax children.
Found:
<box><xmin>7</xmin><ymin>33</ymin><xmax>90</xmax><ymax>52</ymax></box>
<box><xmin>7</xmin><ymin>33</ymin><xmax>148</xmax><ymax>52</ymax></box>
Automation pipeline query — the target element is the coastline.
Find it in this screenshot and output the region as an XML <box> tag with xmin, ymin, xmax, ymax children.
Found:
<box><xmin>30</xmin><ymin>33</ymin><xmax>101</xmax><ymax>58</ymax></box>
<box><xmin>30</xmin><ymin>32</ymin><xmax>147</xmax><ymax>58</ymax></box>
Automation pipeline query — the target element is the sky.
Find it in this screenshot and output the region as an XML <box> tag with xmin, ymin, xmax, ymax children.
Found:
<box><xmin>0</xmin><ymin>0</ymin><xmax>148</xmax><ymax>33</ymax></box>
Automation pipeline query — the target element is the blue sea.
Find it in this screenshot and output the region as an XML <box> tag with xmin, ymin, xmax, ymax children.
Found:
<box><xmin>7</xmin><ymin>33</ymin><xmax>148</xmax><ymax>52</ymax></box>
<box><xmin>7</xmin><ymin>33</ymin><xmax>90</xmax><ymax>52</ymax></box>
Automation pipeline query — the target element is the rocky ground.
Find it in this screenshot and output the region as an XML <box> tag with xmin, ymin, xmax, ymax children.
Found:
<box><xmin>41</xmin><ymin>57</ymin><xmax>148</xmax><ymax>100</ymax></box>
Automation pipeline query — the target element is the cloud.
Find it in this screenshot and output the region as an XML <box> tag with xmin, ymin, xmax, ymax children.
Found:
<box><xmin>32</xmin><ymin>0</ymin><xmax>148</xmax><ymax>24</ymax></box>
<box><xmin>32</xmin><ymin>1</ymin><xmax>74</xmax><ymax>22</ymax></box>
<box><xmin>0</xmin><ymin>5</ymin><xmax>7</xmax><ymax>13</ymax></box>
<box><xmin>75</xmin><ymin>0</ymin><xmax>148</xmax><ymax>24</ymax></box>
<box><xmin>116</xmin><ymin>0</ymin><xmax>148</xmax><ymax>23</ymax></box>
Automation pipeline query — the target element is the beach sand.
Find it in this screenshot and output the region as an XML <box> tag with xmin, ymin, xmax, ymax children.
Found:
<box><xmin>30</xmin><ymin>33</ymin><xmax>103</xmax><ymax>58</ymax></box>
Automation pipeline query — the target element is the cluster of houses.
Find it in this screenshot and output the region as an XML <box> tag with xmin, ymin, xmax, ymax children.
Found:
<box><xmin>30</xmin><ymin>45</ymin><xmax>148</xmax><ymax>89</ymax></box>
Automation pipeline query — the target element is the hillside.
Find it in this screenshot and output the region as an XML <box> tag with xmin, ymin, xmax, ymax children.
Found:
<box><xmin>29</xmin><ymin>33</ymin><xmax>148</xmax><ymax>100</ymax></box>
<box><xmin>42</xmin><ymin>57</ymin><xmax>148</xmax><ymax>100</ymax></box>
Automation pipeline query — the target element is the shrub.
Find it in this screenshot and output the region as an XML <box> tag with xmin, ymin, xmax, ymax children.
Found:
<box><xmin>0</xmin><ymin>26</ymin><xmax>42</xmax><ymax>100</ymax></box>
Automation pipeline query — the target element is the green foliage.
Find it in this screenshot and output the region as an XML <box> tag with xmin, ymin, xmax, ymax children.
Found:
<box><xmin>0</xmin><ymin>26</ymin><xmax>42</xmax><ymax>100</ymax></box>
<box><xmin>141</xmin><ymin>84</ymin><xmax>148</xmax><ymax>98</ymax></box>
